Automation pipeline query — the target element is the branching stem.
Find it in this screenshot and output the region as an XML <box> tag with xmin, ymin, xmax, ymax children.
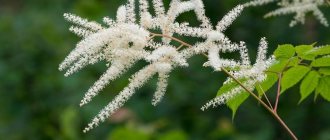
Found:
<box><xmin>274</xmin><ymin>73</ymin><xmax>282</xmax><ymax>112</ymax></box>
<box><xmin>149</xmin><ymin>32</ymin><xmax>298</xmax><ymax>140</ymax></box>
<box><xmin>274</xmin><ymin>58</ymin><xmax>292</xmax><ymax>112</ymax></box>
<box><xmin>257</xmin><ymin>84</ymin><xmax>274</xmax><ymax>110</ymax></box>
<box><xmin>222</xmin><ymin>68</ymin><xmax>298</xmax><ymax>140</ymax></box>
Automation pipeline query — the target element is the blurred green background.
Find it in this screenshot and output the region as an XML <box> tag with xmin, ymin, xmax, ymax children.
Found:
<box><xmin>1</xmin><ymin>0</ymin><xmax>330</xmax><ymax>140</ymax></box>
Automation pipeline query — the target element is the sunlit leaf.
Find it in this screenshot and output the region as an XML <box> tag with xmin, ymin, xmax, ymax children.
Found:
<box><xmin>317</xmin><ymin>76</ymin><xmax>330</xmax><ymax>101</ymax></box>
<box><xmin>308</xmin><ymin>45</ymin><xmax>330</xmax><ymax>56</ymax></box>
<box><xmin>227</xmin><ymin>92</ymin><xmax>249</xmax><ymax>119</ymax></box>
<box><xmin>274</xmin><ymin>44</ymin><xmax>295</xmax><ymax>59</ymax></box>
<box><xmin>319</xmin><ymin>67</ymin><xmax>330</xmax><ymax>75</ymax></box>
<box><xmin>216</xmin><ymin>79</ymin><xmax>249</xmax><ymax>119</ymax></box>
<box><xmin>295</xmin><ymin>45</ymin><xmax>316</xmax><ymax>60</ymax></box>
<box><xmin>256</xmin><ymin>73</ymin><xmax>278</xmax><ymax>97</ymax></box>
<box><xmin>281</xmin><ymin>65</ymin><xmax>310</xmax><ymax>94</ymax></box>
<box><xmin>311</xmin><ymin>57</ymin><xmax>330</xmax><ymax>67</ymax></box>
<box><xmin>299</xmin><ymin>71</ymin><xmax>320</xmax><ymax>103</ymax></box>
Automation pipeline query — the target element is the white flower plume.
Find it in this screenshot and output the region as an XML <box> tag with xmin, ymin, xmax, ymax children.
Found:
<box><xmin>201</xmin><ymin>37</ymin><xmax>275</xmax><ymax>110</ymax></box>
<box><xmin>244</xmin><ymin>0</ymin><xmax>329</xmax><ymax>27</ymax></box>
<box><xmin>60</xmin><ymin>0</ymin><xmax>275</xmax><ymax>132</ymax></box>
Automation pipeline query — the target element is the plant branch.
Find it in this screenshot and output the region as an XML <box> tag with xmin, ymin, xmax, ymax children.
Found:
<box><xmin>150</xmin><ymin>33</ymin><xmax>193</xmax><ymax>48</ymax></box>
<box><xmin>149</xmin><ymin>33</ymin><xmax>298</xmax><ymax>140</ymax></box>
<box><xmin>221</xmin><ymin>68</ymin><xmax>298</xmax><ymax>140</ymax></box>
<box><xmin>274</xmin><ymin>73</ymin><xmax>282</xmax><ymax>112</ymax></box>
<box><xmin>274</xmin><ymin>58</ymin><xmax>292</xmax><ymax>112</ymax></box>
<box><xmin>257</xmin><ymin>83</ymin><xmax>274</xmax><ymax>110</ymax></box>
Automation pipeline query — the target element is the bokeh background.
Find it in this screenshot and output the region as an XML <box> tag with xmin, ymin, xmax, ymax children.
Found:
<box><xmin>1</xmin><ymin>0</ymin><xmax>330</xmax><ymax>139</ymax></box>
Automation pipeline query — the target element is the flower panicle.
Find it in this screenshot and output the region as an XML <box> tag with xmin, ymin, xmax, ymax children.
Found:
<box><xmin>60</xmin><ymin>0</ymin><xmax>275</xmax><ymax>132</ymax></box>
<box><xmin>244</xmin><ymin>0</ymin><xmax>329</xmax><ymax>27</ymax></box>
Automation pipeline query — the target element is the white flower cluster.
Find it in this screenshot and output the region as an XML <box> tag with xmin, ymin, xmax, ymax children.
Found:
<box><xmin>60</xmin><ymin>0</ymin><xmax>275</xmax><ymax>132</ymax></box>
<box><xmin>244</xmin><ymin>0</ymin><xmax>329</xmax><ymax>27</ymax></box>
<box><xmin>201</xmin><ymin>38</ymin><xmax>275</xmax><ymax>110</ymax></box>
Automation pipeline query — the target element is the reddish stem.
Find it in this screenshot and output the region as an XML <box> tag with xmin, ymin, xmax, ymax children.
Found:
<box><xmin>274</xmin><ymin>73</ymin><xmax>282</xmax><ymax>112</ymax></box>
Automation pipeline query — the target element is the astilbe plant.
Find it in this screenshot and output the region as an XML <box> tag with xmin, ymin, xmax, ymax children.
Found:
<box><xmin>59</xmin><ymin>0</ymin><xmax>330</xmax><ymax>139</ymax></box>
<box><xmin>244</xmin><ymin>0</ymin><xmax>329</xmax><ymax>27</ymax></box>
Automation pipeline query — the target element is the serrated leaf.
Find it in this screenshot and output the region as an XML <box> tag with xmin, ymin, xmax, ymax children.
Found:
<box><xmin>311</xmin><ymin>57</ymin><xmax>330</xmax><ymax>67</ymax></box>
<box><xmin>256</xmin><ymin>73</ymin><xmax>278</xmax><ymax>97</ymax></box>
<box><xmin>274</xmin><ymin>44</ymin><xmax>295</xmax><ymax>59</ymax></box>
<box><xmin>308</xmin><ymin>45</ymin><xmax>330</xmax><ymax>56</ymax></box>
<box><xmin>299</xmin><ymin>71</ymin><xmax>320</xmax><ymax>103</ymax></box>
<box><xmin>295</xmin><ymin>45</ymin><xmax>316</xmax><ymax>60</ymax></box>
<box><xmin>227</xmin><ymin>92</ymin><xmax>249</xmax><ymax>119</ymax></box>
<box><xmin>316</xmin><ymin>76</ymin><xmax>330</xmax><ymax>101</ymax></box>
<box><xmin>281</xmin><ymin>65</ymin><xmax>310</xmax><ymax>94</ymax></box>
<box><xmin>319</xmin><ymin>67</ymin><xmax>330</xmax><ymax>75</ymax></box>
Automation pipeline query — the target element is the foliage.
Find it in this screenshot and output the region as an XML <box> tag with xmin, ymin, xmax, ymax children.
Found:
<box><xmin>222</xmin><ymin>44</ymin><xmax>330</xmax><ymax>117</ymax></box>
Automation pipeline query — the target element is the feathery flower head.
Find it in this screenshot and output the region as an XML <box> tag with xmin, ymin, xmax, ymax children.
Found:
<box><xmin>60</xmin><ymin>0</ymin><xmax>274</xmax><ymax>132</ymax></box>
<box><xmin>201</xmin><ymin>37</ymin><xmax>275</xmax><ymax>110</ymax></box>
<box><xmin>244</xmin><ymin>0</ymin><xmax>329</xmax><ymax>27</ymax></box>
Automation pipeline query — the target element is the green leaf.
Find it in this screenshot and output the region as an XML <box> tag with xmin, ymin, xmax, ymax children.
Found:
<box><xmin>274</xmin><ymin>44</ymin><xmax>295</xmax><ymax>59</ymax></box>
<box><xmin>316</xmin><ymin>76</ymin><xmax>330</xmax><ymax>101</ymax></box>
<box><xmin>227</xmin><ymin>92</ymin><xmax>249</xmax><ymax>119</ymax></box>
<box><xmin>217</xmin><ymin>80</ymin><xmax>241</xmax><ymax>96</ymax></box>
<box><xmin>281</xmin><ymin>65</ymin><xmax>310</xmax><ymax>94</ymax></box>
<box><xmin>319</xmin><ymin>67</ymin><xmax>330</xmax><ymax>75</ymax></box>
<box><xmin>256</xmin><ymin>73</ymin><xmax>278</xmax><ymax>97</ymax></box>
<box><xmin>216</xmin><ymin>79</ymin><xmax>249</xmax><ymax>119</ymax></box>
<box><xmin>268</xmin><ymin>60</ymin><xmax>287</xmax><ymax>72</ymax></box>
<box><xmin>287</xmin><ymin>57</ymin><xmax>300</xmax><ymax>67</ymax></box>
<box><xmin>295</xmin><ymin>45</ymin><xmax>316</xmax><ymax>60</ymax></box>
<box><xmin>299</xmin><ymin>71</ymin><xmax>320</xmax><ymax>103</ymax></box>
<box><xmin>308</xmin><ymin>45</ymin><xmax>330</xmax><ymax>56</ymax></box>
<box><xmin>311</xmin><ymin>57</ymin><xmax>330</xmax><ymax>67</ymax></box>
<box><xmin>268</xmin><ymin>57</ymin><xmax>299</xmax><ymax>72</ymax></box>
